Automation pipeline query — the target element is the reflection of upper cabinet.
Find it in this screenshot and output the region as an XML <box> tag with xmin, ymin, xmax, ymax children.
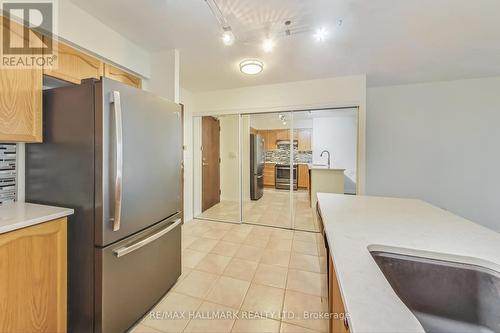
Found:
<box><xmin>104</xmin><ymin>63</ymin><xmax>142</xmax><ymax>88</ymax></box>
<box><xmin>0</xmin><ymin>17</ymin><xmax>43</xmax><ymax>142</ymax></box>
<box><xmin>43</xmin><ymin>39</ymin><xmax>103</xmax><ymax>84</ymax></box>
<box><xmin>276</xmin><ymin>129</ymin><xmax>289</xmax><ymax>141</ymax></box>
<box><xmin>298</xmin><ymin>129</ymin><xmax>312</xmax><ymax>150</ymax></box>
<box><xmin>266</xmin><ymin>130</ymin><xmax>277</xmax><ymax>150</ymax></box>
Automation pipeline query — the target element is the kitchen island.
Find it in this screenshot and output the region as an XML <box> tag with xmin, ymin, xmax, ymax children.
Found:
<box><xmin>309</xmin><ymin>166</ymin><xmax>345</xmax><ymax>208</ymax></box>
<box><xmin>317</xmin><ymin>193</ymin><xmax>500</xmax><ymax>333</ymax></box>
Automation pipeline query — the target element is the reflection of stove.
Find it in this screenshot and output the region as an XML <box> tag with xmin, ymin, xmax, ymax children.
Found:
<box><xmin>275</xmin><ymin>164</ymin><xmax>298</xmax><ymax>190</ymax></box>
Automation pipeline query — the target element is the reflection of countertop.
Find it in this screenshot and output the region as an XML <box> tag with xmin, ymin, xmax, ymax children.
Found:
<box><xmin>307</xmin><ymin>164</ymin><xmax>345</xmax><ymax>171</ymax></box>
<box><xmin>0</xmin><ymin>202</ymin><xmax>74</xmax><ymax>234</ymax></box>
<box><xmin>317</xmin><ymin>193</ymin><xmax>500</xmax><ymax>333</ymax></box>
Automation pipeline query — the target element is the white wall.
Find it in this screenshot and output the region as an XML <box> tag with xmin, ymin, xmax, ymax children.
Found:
<box><xmin>180</xmin><ymin>88</ymin><xmax>195</xmax><ymax>221</ymax></box>
<box><xmin>366</xmin><ymin>77</ymin><xmax>500</xmax><ymax>232</ymax></box>
<box><xmin>58</xmin><ymin>0</ymin><xmax>151</xmax><ymax>77</ymax></box>
<box><xmin>144</xmin><ymin>50</ymin><xmax>179</xmax><ymax>101</ymax></box>
<box><xmin>312</xmin><ymin>112</ymin><xmax>357</xmax><ymax>194</ymax></box>
<box><xmin>192</xmin><ymin>75</ymin><xmax>367</xmax><ymax>194</ymax></box>
<box><xmin>219</xmin><ymin>116</ymin><xmax>240</xmax><ymax>201</ymax></box>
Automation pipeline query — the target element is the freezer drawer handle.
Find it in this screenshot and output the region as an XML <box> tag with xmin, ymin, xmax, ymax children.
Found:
<box><xmin>110</xmin><ymin>91</ymin><xmax>123</xmax><ymax>232</ymax></box>
<box><xmin>113</xmin><ymin>219</ymin><xmax>182</xmax><ymax>258</ymax></box>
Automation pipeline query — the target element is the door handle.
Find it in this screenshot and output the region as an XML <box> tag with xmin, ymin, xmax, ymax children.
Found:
<box><xmin>110</xmin><ymin>91</ymin><xmax>123</xmax><ymax>232</ymax></box>
<box><xmin>113</xmin><ymin>219</ymin><xmax>182</xmax><ymax>258</ymax></box>
<box><xmin>203</xmin><ymin>162</ymin><xmax>209</xmax><ymax>166</ymax></box>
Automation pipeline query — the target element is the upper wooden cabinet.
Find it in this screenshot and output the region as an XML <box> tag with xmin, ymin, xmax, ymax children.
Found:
<box><xmin>298</xmin><ymin>129</ymin><xmax>312</xmax><ymax>150</ymax></box>
<box><xmin>104</xmin><ymin>63</ymin><xmax>142</xmax><ymax>88</ymax></box>
<box><xmin>0</xmin><ymin>17</ymin><xmax>43</xmax><ymax>143</ymax></box>
<box><xmin>43</xmin><ymin>38</ymin><xmax>103</xmax><ymax>84</ymax></box>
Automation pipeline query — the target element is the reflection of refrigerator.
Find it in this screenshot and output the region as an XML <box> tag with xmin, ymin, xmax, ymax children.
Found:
<box><xmin>250</xmin><ymin>133</ymin><xmax>265</xmax><ymax>200</ymax></box>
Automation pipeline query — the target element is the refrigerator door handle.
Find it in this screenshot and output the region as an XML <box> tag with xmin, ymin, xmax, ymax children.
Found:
<box><xmin>110</xmin><ymin>91</ymin><xmax>123</xmax><ymax>232</ymax></box>
<box><xmin>113</xmin><ymin>219</ymin><xmax>182</xmax><ymax>258</ymax></box>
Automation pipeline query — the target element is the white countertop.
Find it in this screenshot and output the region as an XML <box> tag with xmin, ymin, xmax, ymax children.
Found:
<box><xmin>0</xmin><ymin>202</ymin><xmax>74</xmax><ymax>234</ymax></box>
<box><xmin>317</xmin><ymin>193</ymin><xmax>500</xmax><ymax>333</ymax></box>
<box><xmin>308</xmin><ymin>164</ymin><xmax>345</xmax><ymax>171</ymax></box>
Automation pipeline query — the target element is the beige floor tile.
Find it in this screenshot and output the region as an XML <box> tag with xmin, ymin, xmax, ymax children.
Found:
<box><xmin>259</xmin><ymin>249</ymin><xmax>291</xmax><ymax>267</ymax></box>
<box><xmin>183</xmin><ymin>249</ymin><xmax>207</xmax><ymax>268</ymax></box>
<box><xmin>128</xmin><ymin>323</ymin><xmax>163</xmax><ymax>333</ymax></box>
<box><xmin>243</xmin><ymin>234</ymin><xmax>270</xmax><ymax>248</ymax></box>
<box><xmin>187</xmin><ymin>238</ymin><xmax>219</xmax><ymax>252</ymax></box>
<box><xmin>271</xmin><ymin>228</ymin><xmax>294</xmax><ymax>240</ymax></box>
<box><xmin>174</xmin><ymin>269</ymin><xmax>218</xmax><ymax>299</ymax></box>
<box><xmin>179</xmin><ymin>267</ymin><xmax>192</xmax><ymax>281</ymax></box>
<box><xmin>293</xmin><ymin>231</ymin><xmax>317</xmax><ymax>243</ymax></box>
<box><xmin>222</xmin><ymin>231</ymin><xmax>249</xmax><ymax>243</ymax></box>
<box><xmin>279</xmin><ymin>322</ymin><xmax>321</xmax><ymax>333</ymax></box>
<box><xmin>234</xmin><ymin>245</ymin><xmax>265</xmax><ymax>262</ymax></box>
<box><xmin>195</xmin><ymin>253</ymin><xmax>232</xmax><ymax>275</ymax></box>
<box><xmin>292</xmin><ymin>240</ymin><xmax>318</xmax><ymax>256</ymax></box>
<box><xmin>142</xmin><ymin>292</ymin><xmax>202</xmax><ymax>332</ymax></box>
<box><xmin>184</xmin><ymin>301</ymin><xmax>238</xmax><ymax>333</ymax></box>
<box><xmin>241</xmin><ymin>284</ymin><xmax>284</xmax><ymax>319</ymax></box>
<box><xmin>232</xmin><ymin>317</ymin><xmax>281</xmax><ymax>333</ymax></box>
<box><xmin>286</xmin><ymin>270</ymin><xmax>324</xmax><ymax>297</ymax></box>
<box><xmin>205</xmin><ymin>276</ymin><xmax>251</xmax><ymax>309</ymax></box>
<box><xmin>253</xmin><ymin>264</ymin><xmax>288</xmax><ymax>289</ymax></box>
<box><xmin>289</xmin><ymin>253</ymin><xmax>321</xmax><ymax>273</ymax></box>
<box><xmin>282</xmin><ymin>290</ymin><xmax>329</xmax><ymax>332</ymax></box>
<box><xmin>211</xmin><ymin>240</ymin><xmax>241</xmax><ymax>257</ymax></box>
<box><xmin>223</xmin><ymin>258</ymin><xmax>258</xmax><ymax>281</ymax></box>
<box><xmin>182</xmin><ymin>235</ymin><xmax>199</xmax><ymax>249</ymax></box>
<box><xmin>266</xmin><ymin>239</ymin><xmax>292</xmax><ymax>251</ymax></box>
<box><xmin>319</xmin><ymin>257</ymin><xmax>327</xmax><ymax>274</ymax></box>
<box><xmin>202</xmin><ymin>228</ymin><xmax>229</xmax><ymax>240</ymax></box>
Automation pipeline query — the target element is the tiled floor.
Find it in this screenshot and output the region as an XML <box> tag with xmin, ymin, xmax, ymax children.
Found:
<box><xmin>130</xmin><ymin>219</ymin><xmax>328</xmax><ymax>333</ymax></box>
<box><xmin>197</xmin><ymin>189</ymin><xmax>320</xmax><ymax>232</ymax></box>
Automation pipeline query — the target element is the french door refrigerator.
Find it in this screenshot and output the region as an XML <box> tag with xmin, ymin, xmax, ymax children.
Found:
<box><xmin>250</xmin><ymin>133</ymin><xmax>265</xmax><ymax>200</ymax></box>
<box><xmin>26</xmin><ymin>78</ymin><xmax>182</xmax><ymax>333</ymax></box>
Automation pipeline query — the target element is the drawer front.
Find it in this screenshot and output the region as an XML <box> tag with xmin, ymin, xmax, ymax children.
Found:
<box><xmin>95</xmin><ymin>216</ymin><xmax>181</xmax><ymax>333</ymax></box>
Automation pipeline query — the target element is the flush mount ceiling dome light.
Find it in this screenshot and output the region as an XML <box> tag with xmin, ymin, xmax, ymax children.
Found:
<box><xmin>239</xmin><ymin>59</ymin><xmax>264</xmax><ymax>75</ymax></box>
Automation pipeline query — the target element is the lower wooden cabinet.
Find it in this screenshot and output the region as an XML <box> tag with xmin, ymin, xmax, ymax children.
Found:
<box><xmin>298</xmin><ymin>164</ymin><xmax>310</xmax><ymax>189</ymax></box>
<box><xmin>329</xmin><ymin>254</ymin><xmax>350</xmax><ymax>333</ymax></box>
<box><xmin>264</xmin><ymin>163</ymin><xmax>275</xmax><ymax>187</ymax></box>
<box><xmin>0</xmin><ymin>218</ymin><xmax>67</xmax><ymax>333</ymax></box>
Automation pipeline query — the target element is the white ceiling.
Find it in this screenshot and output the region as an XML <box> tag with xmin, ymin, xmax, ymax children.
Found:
<box><xmin>69</xmin><ymin>0</ymin><xmax>500</xmax><ymax>92</ymax></box>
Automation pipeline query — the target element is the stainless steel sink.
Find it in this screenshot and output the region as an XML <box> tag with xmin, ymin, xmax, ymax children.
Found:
<box><xmin>370</xmin><ymin>251</ymin><xmax>500</xmax><ymax>333</ymax></box>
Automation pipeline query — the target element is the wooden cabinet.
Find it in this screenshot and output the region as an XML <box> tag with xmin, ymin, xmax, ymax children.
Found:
<box><xmin>318</xmin><ymin>203</ymin><xmax>350</xmax><ymax>333</ymax></box>
<box><xmin>298</xmin><ymin>164</ymin><xmax>310</xmax><ymax>189</ymax></box>
<box><xmin>0</xmin><ymin>17</ymin><xmax>43</xmax><ymax>142</ymax></box>
<box><xmin>328</xmin><ymin>253</ymin><xmax>350</xmax><ymax>333</ymax></box>
<box><xmin>104</xmin><ymin>63</ymin><xmax>142</xmax><ymax>88</ymax></box>
<box><xmin>298</xmin><ymin>129</ymin><xmax>312</xmax><ymax>150</ymax></box>
<box><xmin>43</xmin><ymin>39</ymin><xmax>103</xmax><ymax>84</ymax></box>
<box><xmin>266</xmin><ymin>130</ymin><xmax>277</xmax><ymax>150</ymax></box>
<box><xmin>276</xmin><ymin>129</ymin><xmax>289</xmax><ymax>141</ymax></box>
<box><xmin>0</xmin><ymin>218</ymin><xmax>67</xmax><ymax>333</ymax></box>
<box><xmin>263</xmin><ymin>163</ymin><xmax>275</xmax><ymax>187</ymax></box>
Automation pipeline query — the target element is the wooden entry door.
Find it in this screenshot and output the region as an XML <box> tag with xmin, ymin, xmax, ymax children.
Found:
<box><xmin>202</xmin><ymin>116</ymin><xmax>220</xmax><ymax>212</ymax></box>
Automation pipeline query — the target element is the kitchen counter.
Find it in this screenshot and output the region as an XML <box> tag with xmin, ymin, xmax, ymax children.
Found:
<box><xmin>317</xmin><ymin>193</ymin><xmax>500</xmax><ymax>333</ymax></box>
<box><xmin>0</xmin><ymin>202</ymin><xmax>74</xmax><ymax>234</ymax></box>
<box><xmin>307</xmin><ymin>164</ymin><xmax>345</xmax><ymax>171</ymax></box>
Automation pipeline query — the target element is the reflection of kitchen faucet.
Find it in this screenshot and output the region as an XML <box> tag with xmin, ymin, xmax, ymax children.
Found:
<box><xmin>320</xmin><ymin>150</ymin><xmax>331</xmax><ymax>168</ymax></box>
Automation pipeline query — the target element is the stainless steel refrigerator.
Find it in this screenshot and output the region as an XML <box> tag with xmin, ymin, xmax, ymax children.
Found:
<box><xmin>25</xmin><ymin>78</ymin><xmax>182</xmax><ymax>333</ymax></box>
<box><xmin>250</xmin><ymin>133</ymin><xmax>265</xmax><ymax>200</ymax></box>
